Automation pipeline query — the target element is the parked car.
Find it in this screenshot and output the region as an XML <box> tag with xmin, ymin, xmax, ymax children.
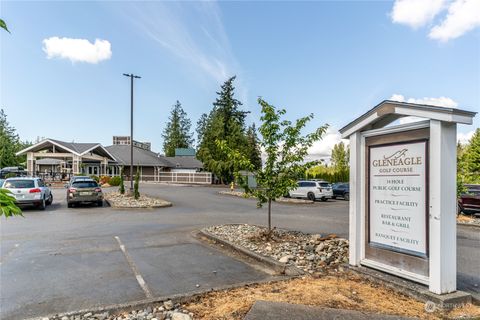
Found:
<box><xmin>66</xmin><ymin>175</ymin><xmax>92</xmax><ymax>186</ymax></box>
<box><xmin>66</xmin><ymin>179</ymin><xmax>103</xmax><ymax>208</ymax></box>
<box><xmin>0</xmin><ymin>167</ymin><xmax>28</xmax><ymax>179</ymax></box>
<box><xmin>458</xmin><ymin>184</ymin><xmax>480</xmax><ymax>215</ymax></box>
<box><xmin>1</xmin><ymin>177</ymin><xmax>53</xmax><ymax>210</ymax></box>
<box><xmin>332</xmin><ymin>183</ymin><xmax>350</xmax><ymax>201</ymax></box>
<box><xmin>288</xmin><ymin>180</ymin><xmax>333</xmax><ymax>201</ymax></box>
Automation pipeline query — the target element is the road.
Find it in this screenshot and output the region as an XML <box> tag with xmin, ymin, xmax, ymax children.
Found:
<box><xmin>0</xmin><ymin>184</ymin><xmax>478</xmax><ymax>319</ymax></box>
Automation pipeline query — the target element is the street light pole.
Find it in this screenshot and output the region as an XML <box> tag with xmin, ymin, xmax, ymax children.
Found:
<box><xmin>123</xmin><ymin>73</ymin><xmax>141</xmax><ymax>193</ymax></box>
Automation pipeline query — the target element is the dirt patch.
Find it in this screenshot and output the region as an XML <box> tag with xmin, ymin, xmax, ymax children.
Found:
<box><xmin>184</xmin><ymin>274</ymin><xmax>480</xmax><ymax>320</ymax></box>
<box><xmin>457</xmin><ymin>214</ymin><xmax>480</xmax><ymax>226</ymax></box>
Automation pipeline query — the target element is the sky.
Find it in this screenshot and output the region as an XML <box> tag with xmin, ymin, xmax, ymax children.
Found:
<box><xmin>1</xmin><ymin>0</ymin><xmax>479</xmax><ymax>160</ymax></box>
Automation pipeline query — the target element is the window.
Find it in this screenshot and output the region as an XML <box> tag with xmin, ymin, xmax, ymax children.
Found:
<box><xmin>4</xmin><ymin>180</ymin><xmax>35</xmax><ymax>188</ymax></box>
<box><xmin>319</xmin><ymin>182</ymin><xmax>330</xmax><ymax>188</ymax></box>
<box><xmin>72</xmin><ymin>181</ymin><xmax>98</xmax><ymax>188</ymax></box>
<box><xmin>37</xmin><ymin>179</ymin><xmax>45</xmax><ymax>187</ymax></box>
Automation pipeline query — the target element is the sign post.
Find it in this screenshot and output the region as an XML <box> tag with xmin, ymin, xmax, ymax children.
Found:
<box><xmin>340</xmin><ymin>100</ymin><xmax>476</xmax><ymax>295</ymax></box>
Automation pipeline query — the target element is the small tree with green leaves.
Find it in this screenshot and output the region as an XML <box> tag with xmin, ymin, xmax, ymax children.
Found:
<box><xmin>133</xmin><ymin>168</ymin><xmax>140</xmax><ymax>200</ymax></box>
<box><xmin>0</xmin><ymin>189</ymin><xmax>22</xmax><ymax>217</ymax></box>
<box><xmin>219</xmin><ymin>98</ymin><xmax>328</xmax><ymax>233</ymax></box>
<box><xmin>119</xmin><ymin>167</ymin><xmax>125</xmax><ymax>195</ymax></box>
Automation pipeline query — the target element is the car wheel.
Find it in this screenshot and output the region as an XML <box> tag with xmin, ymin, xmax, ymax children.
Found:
<box><xmin>97</xmin><ymin>200</ymin><xmax>103</xmax><ymax>207</ymax></box>
<box><xmin>67</xmin><ymin>202</ymin><xmax>73</xmax><ymax>208</ymax></box>
<box><xmin>457</xmin><ymin>203</ymin><xmax>463</xmax><ymax>215</ymax></box>
<box><xmin>38</xmin><ymin>198</ymin><xmax>46</xmax><ymax>210</ymax></box>
<box><xmin>320</xmin><ymin>197</ymin><xmax>327</xmax><ymax>202</ymax></box>
<box><xmin>307</xmin><ymin>192</ymin><xmax>315</xmax><ymax>201</ymax></box>
<box><xmin>46</xmin><ymin>193</ymin><xmax>53</xmax><ymax>205</ymax></box>
<box><xmin>344</xmin><ymin>193</ymin><xmax>350</xmax><ymax>201</ymax></box>
<box><xmin>332</xmin><ymin>196</ymin><xmax>337</xmax><ymax>200</ymax></box>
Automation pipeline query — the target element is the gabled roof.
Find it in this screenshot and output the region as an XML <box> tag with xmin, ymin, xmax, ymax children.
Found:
<box><xmin>16</xmin><ymin>139</ymin><xmax>117</xmax><ymax>161</ymax></box>
<box><xmin>339</xmin><ymin>100</ymin><xmax>477</xmax><ymax>139</ymax></box>
<box><xmin>166</xmin><ymin>156</ymin><xmax>203</xmax><ymax>169</ymax></box>
<box><xmin>105</xmin><ymin>145</ymin><xmax>173</xmax><ymax>167</ymax></box>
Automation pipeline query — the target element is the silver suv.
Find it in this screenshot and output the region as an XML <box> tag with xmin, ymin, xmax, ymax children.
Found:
<box><xmin>288</xmin><ymin>180</ymin><xmax>333</xmax><ymax>201</ymax></box>
<box><xmin>1</xmin><ymin>177</ymin><xmax>53</xmax><ymax>210</ymax></box>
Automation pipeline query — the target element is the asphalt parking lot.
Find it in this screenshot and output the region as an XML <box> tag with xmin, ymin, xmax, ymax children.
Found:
<box><xmin>1</xmin><ymin>184</ymin><xmax>478</xmax><ymax>319</ymax></box>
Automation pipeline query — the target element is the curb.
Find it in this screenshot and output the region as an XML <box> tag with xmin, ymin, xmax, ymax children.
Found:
<box><xmin>24</xmin><ymin>277</ymin><xmax>291</xmax><ymax>320</ymax></box>
<box><xmin>198</xmin><ymin>228</ymin><xmax>305</xmax><ymax>276</ymax></box>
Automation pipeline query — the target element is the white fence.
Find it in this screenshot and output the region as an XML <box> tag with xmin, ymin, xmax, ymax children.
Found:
<box><xmin>141</xmin><ymin>172</ymin><xmax>212</xmax><ymax>184</ymax></box>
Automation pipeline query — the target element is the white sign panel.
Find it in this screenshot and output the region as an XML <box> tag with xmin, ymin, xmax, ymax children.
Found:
<box><xmin>369</xmin><ymin>141</ymin><xmax>427</xmax><ymax>256</ymax></box>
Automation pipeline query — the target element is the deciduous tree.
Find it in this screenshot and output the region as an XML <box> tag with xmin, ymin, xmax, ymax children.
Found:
<box><xmin>220</xmin><ymin>98</ymin><xmax>328</xmax><ymax>233</ymax></box>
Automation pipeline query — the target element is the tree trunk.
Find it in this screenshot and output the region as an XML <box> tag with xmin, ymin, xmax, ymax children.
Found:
<box><xmin>267</xmin><ymin>198</ymin><xmax>272</xmax><ymax>232</ymax></box>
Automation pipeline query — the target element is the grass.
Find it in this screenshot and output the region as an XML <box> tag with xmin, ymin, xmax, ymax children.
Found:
<box><xmin>184</xmin><ymin>273</ymin><xmax>480</xmax><ymax>320</ymax></box>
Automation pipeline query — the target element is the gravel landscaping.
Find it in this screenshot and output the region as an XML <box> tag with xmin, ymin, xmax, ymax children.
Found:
<box><xmin>105</xmin><ymin>192</ymin><xmax>172</xmax><ymax>208</ymax></box>
<box><xmin>206</xmin><ymin>224</ymin><xmax>349</xmax><ymax>275</ymax></box>
<box><xmin>218</xmin><ymin>190</ymin><xmax>314</xmax><ymax>204</ymax></box>
<box><xmin>47</xmin><ymin>300</ymin><xmax>193</xmax><ymax>320</ymax></box>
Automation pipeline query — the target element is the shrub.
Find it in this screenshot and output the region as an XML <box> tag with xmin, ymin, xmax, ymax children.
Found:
<box><xmin>119</xmin><ymin>167</ymin><xmax>125</xmax><ymax>195</ymax></box>
<box><xmin>5</xmin><ymin>172</ymin><xmax>17</xmax><ymax>178</ymax></box>
<box><xmin>134</xmin><ymin>169</ymin><xmax>140</xmax><ymax>200</ymax></box>
<box><xmin>109</xmin><ymin>176</ymin><xmax>122</xmax><ymax>186</ymax></box>
<box><xmin>90</xmin><ymin>175</ymin><xmax>100</xmax><ymax>182</ymax></box>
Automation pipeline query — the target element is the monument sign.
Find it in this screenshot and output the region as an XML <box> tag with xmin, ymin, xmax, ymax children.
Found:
<box><xmin>340</xmin><ymin>100</ymin><xmax>476</xmax><ymax>295</ymax></box>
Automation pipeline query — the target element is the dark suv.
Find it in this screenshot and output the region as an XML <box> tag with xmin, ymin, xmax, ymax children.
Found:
<box><xmin>332</xmin><ymin>183</ymin><xmax>349</xmax><ymax>201</ymax></box>
<box><xmin>458</xmin><ymin>184</ymin><xmax>480</xmax><ymax>215</ymax></box>
<box><xmin>66</xmin><ymin>179</ymin><xmax>104</xmax><ymax>208</ymax></box>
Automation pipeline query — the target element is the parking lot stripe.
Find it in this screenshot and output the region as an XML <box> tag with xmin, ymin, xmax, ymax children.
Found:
<box><xmin>0</xmin><ymin>243</ymin><xmax>20</xmax><ymax>266</ymax></box>
<box><xmin>114</xmin><ymin>236</ymin><xmax>153</xmax><ymax>298</ymax></box>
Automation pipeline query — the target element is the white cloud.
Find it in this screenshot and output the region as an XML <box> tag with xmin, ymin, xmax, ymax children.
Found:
<box><xmin>429</xmin><ymin>0</ymin><xmax>480</xmax><ymax>42</ymax></box>
<box><xmin>306</xmin><ymin>128</ymin><xmax>349</xmax><ymax>162</ymax></box>
<box><xmin>391</xmin><ymin>0</ymin><xmax>446</xmax><ymax>28</ymax></box>
<box><xmin>42</xmin><ymin>37</ymin><xmax>112</xmax><ymax>64</ymax></box>
<box><xmin>389</xmin><ymin>94</ymin><xmax>458</xmax><ymax>107</ymax></box>
<box><xmin>389</xmin><ymin>94</ymin><xmax>459</xmax><ymax>124</ymax></box>
<box><xmin>458</xmin><ymin>130</ymin><xmax>475</xmax><ymax>144</ymax></box>
<box><xmin>390</xmin><ymin>0</ymin><xmax>480</xmax><ymax>41</ymax></box>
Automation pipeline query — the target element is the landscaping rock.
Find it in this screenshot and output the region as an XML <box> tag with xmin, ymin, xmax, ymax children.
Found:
<box><xmin>206</xmin><ymin>224</ymin><xmax>349</xmax><ymax>274</ymax></box>
<box><xmin>47</xmin><ymin>300</ymin><xmax>193</xmax><ymax>320</ymax></box>
<box><xmin>104</xmin><ymin>192</ymin><xmax>172</xmax><ymax>208</ymax></box>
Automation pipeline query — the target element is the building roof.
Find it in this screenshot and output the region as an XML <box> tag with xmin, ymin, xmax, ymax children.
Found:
<box><xmin>166</xmin><ymin>156</ymin><xmax>203</xmax><ymax>169</ymax></box>
<box><xmin>16</xmin><ymin>139</ymin><xmax>117</xmax><ymax>160</ymax></box>
<box><xmin>105</xmin><ymin>145</ymin><xmax>173</xmax><ymax>167</ymax></box>
<box><xmin>339</xmin><ymin>100</ymin><xmax>477</xmax><ymax>139</ymax></box>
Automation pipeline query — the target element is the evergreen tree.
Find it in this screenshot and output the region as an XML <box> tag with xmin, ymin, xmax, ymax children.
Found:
<box><xmin>246</xmin><ymin>123</ymin><xmax>262</xmax><ymax>170</ymax></box>
<box><xmin>162</xmin><ymin>101</ymin><xmax>193</xmax><ymax>157</ymax></box>
<box><xmin>197</xmin><ymin>76</ymin><xmax>249</xmax><ymax>183</ymax></box>
<box><xmin>465</xmin><ymin>128</ymin><xmax>480</xmax><ymax>183</ymax></box>
<box><xmin>0</xmin><ymin>109</ymin><xmax>21</xmax><ymax>168</ymax></box>
<box><xmin>196</xmin><ymin>113</ymin><xmax>209</xmax><ymax>148</ymax></box>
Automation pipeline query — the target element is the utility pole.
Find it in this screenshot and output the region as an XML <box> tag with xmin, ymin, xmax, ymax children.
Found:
<box><xmin>123</xmin><ymin>73</ymin><xmax>141</xmax><ymax>193</ymax></box>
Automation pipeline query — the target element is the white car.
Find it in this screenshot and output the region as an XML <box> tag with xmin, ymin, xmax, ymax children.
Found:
<box><xmin>289</xmin><ymin>180</ymin><xmax>333</xmax><ymax>201</ymax></box>
<box><xmin>1</xmin><ymin>177</ymin><xmax>53</xmax><ymax>210</ymax></box>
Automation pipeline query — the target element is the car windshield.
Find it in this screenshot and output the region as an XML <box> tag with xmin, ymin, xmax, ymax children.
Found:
<box><xmin>4</xmin><ymin>180</ymin><xmax>35</xmax><ymax>188</ymax></box>
<box><xmin>72</xmin><ymin>181</ymin><xmax>98</xmax><ymax>188</ymax></box>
